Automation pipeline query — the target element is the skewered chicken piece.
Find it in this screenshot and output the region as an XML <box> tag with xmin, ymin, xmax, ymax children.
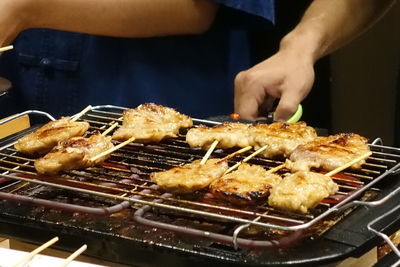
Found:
<box><xmin>112</xmin><ymin>103</ymin><xmax>193</xmax><ymax>142</ymax></box>
<box><xmin>209</xmin><ymin>163</ymin><xmax>282</xmax><ymax>205</ymax></box>
<box><xmin>186</xmin><ymin>122</ymin><xmax>252</xmax><ymax>149</ymax></box>
<box><xmin>34</xmin><ymin>133</ymin><xmax>114</xmax><ymax>175</ymax></box>
<box><xmin>268</xmin><ymin>171</ymin><xmax>339</xmax><ymax>214</ymax></box>
<box><xmin>150</xmin><ymin>158</ymin><xmax>228</xmax><ymax>194</ymax></box>
<box><xmin>286</xmin><ymin>133</ymin><xmax>370</xmax><ymax>172</ymax></box>
<box><xmin>186</xmin><ymin>121</ymin><xmax>317</xmax><ymax>158</ymax></box>
<box><xmin>251</xmin><ymin>122</ymin><xmax>317</xmax><ymax>158</ymax></box>
<box><xmin>14</xmin><ymin>117</ymin><xmax>89</xmax><ymax>154</ymax></box>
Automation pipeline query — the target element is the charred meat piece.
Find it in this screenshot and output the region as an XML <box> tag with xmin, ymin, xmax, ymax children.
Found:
<box><xmin>150</xmin><ymin>158</ymin><xmax>228</xmax><ymax>194</ymax></box>
<box><xmin>209</xmin><ymin>163</ymin><xmax>282</xmax><ymax>205</ymax></box>
<box><xmin>14</xmin><ymin>117</ymin><xmax>89</xmax><ymax>154</ymax></box>
<box><xmin>186</xmin><ymin>121</ymin><xmax>317</xmax><ymax>158</ymax></box>
<box><xmin>251</xmin><ymin>122</ymin><xmax>317</xmax><ymax>158</ymax></box>
<box><xmin>112</xmin><ymin>103</ymin><xmax>193</xmax><ymax>142</ymax></box>
<box><xmin>34</xmin><ymin>133</ymin><xmax>114</xmax><ymax>175</ymax></box>
<box><xmin>268</xmin><ymin>171</ymin><xmax>339</xmax><ymax>214</ymax></box>
<box><xmin>287</xmin><ymin>133</ymin><xmax>370</xmax><ymax>172</ymax></box>
<box><xmin>186</xmin><ymin>122</ymin><xmax>252</xmax><ymax>149</ymax></box>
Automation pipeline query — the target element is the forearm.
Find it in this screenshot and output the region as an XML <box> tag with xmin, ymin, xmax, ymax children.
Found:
<box><xmin>279</xmin><ymin>0</ymin><xmax>396</xmax><ymax>63</ymax></box>
<box><xmin>15</xmin><ymin>0</ymin><xmax>218</xmax><ymax>37</ymax></box>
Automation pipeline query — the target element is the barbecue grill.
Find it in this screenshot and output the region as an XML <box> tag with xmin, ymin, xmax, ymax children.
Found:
<box><xmin>0</xmin><ymin>105</ymin><xmax>399</xmax><ymax>267</ymax></box>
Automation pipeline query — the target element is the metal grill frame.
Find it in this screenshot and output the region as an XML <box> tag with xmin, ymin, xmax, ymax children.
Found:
<box><xmin>1</xmin><ymin>105</ymin><xmax>400</xmax><ymax>249</ymax></box>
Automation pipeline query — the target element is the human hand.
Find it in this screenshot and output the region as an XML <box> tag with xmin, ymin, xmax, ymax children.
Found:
<box><xmin>234</xmin><ymin>49</ymin><xmax>315</xmax><ymax>121</ymax></box>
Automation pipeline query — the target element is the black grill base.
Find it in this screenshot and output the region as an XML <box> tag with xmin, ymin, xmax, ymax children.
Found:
<box><xmin>1</xmin><ymin>186</ymin><xmax>399</xmax><ymax>267</ymax></box>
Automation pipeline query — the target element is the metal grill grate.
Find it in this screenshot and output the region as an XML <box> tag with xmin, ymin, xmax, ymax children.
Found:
<box><xmin>1</xmin><ymin>105</ymin><xmax>400</xmax><ymax>249</ymax></box>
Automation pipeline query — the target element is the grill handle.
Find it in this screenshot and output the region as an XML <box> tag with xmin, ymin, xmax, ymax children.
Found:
<box><xmin>367</xmin><ymin>204</ymin><xmax>400</xmax><ymax>264</ymax></box>
<box><xmin>0</xmin><ymin>110</ymin><xmax>55</xmax><ymax>126</ymax></box>
<box><xmin>0</xmin><ymin>105</ymin><xmax>130</xmax><ymax>127</ymax></box>
<box><xmin>332</xmin><ymin>185</ymin><xmax>400</xmax><ymax>263</ymax></box>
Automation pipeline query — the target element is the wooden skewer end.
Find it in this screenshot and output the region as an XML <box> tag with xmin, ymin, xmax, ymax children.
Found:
<box><xmin>90</xmin><ymin>136</ymin><xmax>135</xmax><ymax>162</ymax></box>
<box><xmin>71</xmin><ymin>105</ymin><xmax>92</xmax><ymax>122</ymax></box>
<box><xmin>0</xmin><ymin>45</ymin><xmax>14</xmax><ymax>53</ymax></box>
<box><xmin>325</xmin><ymin>151</ymin><xmax>372</xmax><ymax>177</ymax></box>
<box><xmin>200</xmin><ymin>140</ymin><xmax>219</xmax><ymax>165</ymax></box>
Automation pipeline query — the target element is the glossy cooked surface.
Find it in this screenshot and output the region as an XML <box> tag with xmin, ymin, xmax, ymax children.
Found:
<box><xmin>14</xmin><ymin>117</ymin><xmax>89</xmax><ymax>154</ymax></box>
<box><xmin>186</xmin><ymin>122</ymin><xmax>252</xmax><ymax>149</ymax></box>
<box><xmin>34</xmin><ymin>134</ymin><xmax>114</xmax><ymax>175</ymax></box>
<box><xmin>287</xmin><ymin>133</ymin><xmax>370</xmax><ymax>172</ymax></box>
<box><xmin>209</xmin><ymin>163</ymin><xmax>282</xmax><ymax>205</ymax></box>
<box><xmin>186</xmin><ymin>121</ymin><xmax>317</xmax><ymax>158</ymax></box>
<box><xmin>268</xmin><ymin>171</ymin><xmax>339</xmax><ymax>214</ymax></box>
<box><xmin>252</xmin><ymin>122</ymin><xmax>317</xmax><ymax>158</ymax></box>
<box><xmin>150</xmin><ymin>158</ymin><xmax>228</xmax><ymax>194</ymax></box>
<box><xmin>112</xmin><ymin>103</ymin><xmax>193</xmax><ymax>142</ymax></box>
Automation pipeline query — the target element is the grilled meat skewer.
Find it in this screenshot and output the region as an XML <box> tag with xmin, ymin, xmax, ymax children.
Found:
<box><xmin>35</xmin><ymin>133</ymin><xmax>114</xmax><ymax>175</ymax></box>
<box><xmin>112</xmin><ymin>103</ymin><xmax>193</xmax><ymax>142</ymax></box>
<box><xmin>186</xmin><ymin>121</ymin><xmax>317</xmax><ymax>158</ymax></box>
<box><xmin>150</xmin><ymin>159</ymin><xmax>228</xmax><ymax>194</ymax></box>
<box><xmin>268</xmin><ymin>171</ymin><xmax>339</xmax><ymax>214</ymax></box>
<box><xmin>186</xmin><ymin>122</ymin><xmax>252</xmax><ymax>150</ymax></box>
<box><xmin>14</xmin><ymin>117</ymin><xmax>89</xmax><ymax>154</ymax></box>
<box><xmin>210</xmin><ymin>163</ymin><xmax>282</xmax><ymax>205</ymax></box>
<box><xmin>286</xmin><ymin>133</ymin><xmax>370</xmax><ymax>172</ymax></box>
<box><xmin>251</xmin><ymin>122</ymin><xmax>317</xmax><ymax>158</ymax></box>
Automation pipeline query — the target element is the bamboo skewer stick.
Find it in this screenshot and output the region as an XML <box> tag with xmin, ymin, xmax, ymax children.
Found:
<box><xmin>10</xmin><ymin>236</ymin><xmax>59</xmax><ymax>267</ymax></box>
<box><xmin>70</xmin><ymin>105</ymin><xmax>92</xmax><ymax>122</ymax></box>
<box><xmin>224</xmin><ymin>145</ymin><xmax>269</xmax><ymax>174</ymax></box>
<box><xmin>223</xmin><ymin>147</ymin><xmax>371</xmax><ymax>178</ymax></box>
<box><xmin>264</xmin><ymin>151</ymin><xmax>372</xmax><ymax>177</ymax></box>
<box><xmin>58</xmin><ymin>244</ymin><xmax>87</xmax><ymax>267</ymax></box>
<box><xmin>200</xmin><ymin>140</ymin><xmax>219</xmax><ymax>165</ymax></box>
<box><xmin>218</xmin><ymin>146</ymin><xmax>252</xmax><ymax>163</ymax></box>
<box><xmin>0</xmin><ymin>45</ymin><xmax>13</xmax><ymax>53</ymax></box>
<box><xmin>90</xmin><ymin>136</ymin><xmax>136</xmax><ymax>162</ymax></box>
<box><xmin>101</xmin><ymin>122</ymin><xmax>119</xmax><ymax>136</ymax></box>
<box><xmin>266</xmin><ymin>163</ymin><xmax>287</xmax><ymax>174</ymax></box>
<box><xmin>325</xmin><ymin>151</ymin><xmax>372</xmax><ymax>177</ymax></box>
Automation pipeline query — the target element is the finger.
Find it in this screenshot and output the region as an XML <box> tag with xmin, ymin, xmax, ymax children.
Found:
<box><xmin>234</xmin><ymin>74</ymin><xmax>262</xmax><ymax>120</ymax></box>
<box><xmin>273</xmin><ymin>92</ymin><xmax>302</xmax><ymax>122</ymax></box>
<box><xmin>234</xmin><ymin>95</ymin><xmax>259</xmax><ymax>121</ymax></box>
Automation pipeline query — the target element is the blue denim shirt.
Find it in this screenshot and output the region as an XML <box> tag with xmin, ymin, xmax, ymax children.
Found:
<box><xmin>0</xmin><ymin>1</ymin><xmax>275</xmax><ymax>119</ymax></box>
